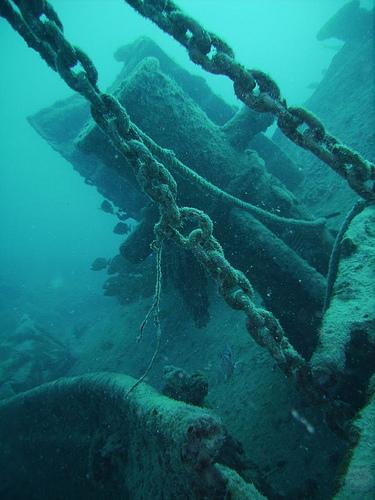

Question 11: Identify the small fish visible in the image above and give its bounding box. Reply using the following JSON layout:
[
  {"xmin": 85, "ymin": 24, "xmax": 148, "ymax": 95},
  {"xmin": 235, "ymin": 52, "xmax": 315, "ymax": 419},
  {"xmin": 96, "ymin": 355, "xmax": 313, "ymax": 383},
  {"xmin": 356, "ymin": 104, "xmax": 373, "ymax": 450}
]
[
  {"xmin": 90, "ymin": 257, "xmax": 108, "ymax": 271},
  {"xmin": 116, "ymin": 209, "xmax": 128, "ymax": 221},
  {"xmin": 220, "ymin": 343, "xmax": 236, "ymax": 381},
  {"xmin": 113, "ymin": 222, "xmax": 130, "ymax": 235},
  {"xmin": 100, "ymin": 200, "xmax": 114, "ymax": 214}
]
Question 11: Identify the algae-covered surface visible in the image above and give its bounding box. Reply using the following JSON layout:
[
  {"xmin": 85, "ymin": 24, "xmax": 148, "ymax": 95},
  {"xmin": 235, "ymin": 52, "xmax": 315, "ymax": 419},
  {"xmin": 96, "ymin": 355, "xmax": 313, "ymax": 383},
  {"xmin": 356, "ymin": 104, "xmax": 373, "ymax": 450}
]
[
  {"xmin": 334, "ymin": 377, "xmax": 375, "ymax": 499},
  {"xmin": 312, "ymin": 206, "xmax": 375, "ymax": 377}
]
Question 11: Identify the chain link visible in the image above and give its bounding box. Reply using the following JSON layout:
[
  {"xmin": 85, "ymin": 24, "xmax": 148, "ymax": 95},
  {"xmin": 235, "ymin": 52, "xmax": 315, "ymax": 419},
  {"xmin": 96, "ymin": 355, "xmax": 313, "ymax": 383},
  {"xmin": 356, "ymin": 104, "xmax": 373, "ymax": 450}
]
[
  {"xmin": 124, "ymin": 0, "xmax": 375, "ymax": 201},
  {"xmin": 1, "ymin": 0, "xmax": 320, "ymax": 387}
]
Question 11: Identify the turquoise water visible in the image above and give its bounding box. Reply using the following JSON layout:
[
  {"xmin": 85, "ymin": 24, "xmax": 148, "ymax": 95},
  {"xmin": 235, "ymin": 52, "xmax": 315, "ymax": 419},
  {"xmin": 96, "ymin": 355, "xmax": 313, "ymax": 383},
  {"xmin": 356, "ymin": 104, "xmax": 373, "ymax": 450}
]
[{"xmin": 0, "ymin": 1, "xmax": 374, "ymax": 498}]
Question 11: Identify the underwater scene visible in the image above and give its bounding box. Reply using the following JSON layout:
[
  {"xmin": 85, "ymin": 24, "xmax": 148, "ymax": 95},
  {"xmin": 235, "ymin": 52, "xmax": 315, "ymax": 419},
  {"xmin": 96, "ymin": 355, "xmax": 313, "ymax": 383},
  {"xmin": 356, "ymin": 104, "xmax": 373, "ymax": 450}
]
[{"xmin": 0, "ymin": 0, "xmax": 374, "ymax": 498}]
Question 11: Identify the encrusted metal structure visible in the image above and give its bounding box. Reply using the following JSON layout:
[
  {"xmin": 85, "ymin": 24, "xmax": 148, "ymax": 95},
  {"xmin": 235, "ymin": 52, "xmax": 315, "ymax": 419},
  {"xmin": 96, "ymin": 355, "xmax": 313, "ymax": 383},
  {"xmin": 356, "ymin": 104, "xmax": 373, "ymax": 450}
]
[{"xmin": 0, "ymin": 1, "xmax": 374, "ymax": 497}]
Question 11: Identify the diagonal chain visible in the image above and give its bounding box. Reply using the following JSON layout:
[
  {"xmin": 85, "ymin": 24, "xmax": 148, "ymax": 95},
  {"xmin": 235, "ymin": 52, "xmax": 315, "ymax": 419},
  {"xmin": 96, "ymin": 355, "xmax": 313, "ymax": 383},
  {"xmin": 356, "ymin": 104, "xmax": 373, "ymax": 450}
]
[
  {"xmin": 0, "ymin": 0, "xmax": 312, "ymax": 387},
  {"xmin": 124, "ymin": 0, "xmax": 375, "ymax": 202}
]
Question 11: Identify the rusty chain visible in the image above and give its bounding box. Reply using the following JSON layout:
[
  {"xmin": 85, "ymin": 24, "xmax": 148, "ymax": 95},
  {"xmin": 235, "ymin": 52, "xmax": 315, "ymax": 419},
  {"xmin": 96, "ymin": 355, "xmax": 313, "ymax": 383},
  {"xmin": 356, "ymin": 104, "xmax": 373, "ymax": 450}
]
[
  {"xmin": 0, "ymin": 0, "xmax": 310, "ymax": 384},
  {"xmin": 124, "ymin": 0, "xmax": 375, "ymax": 202}
]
